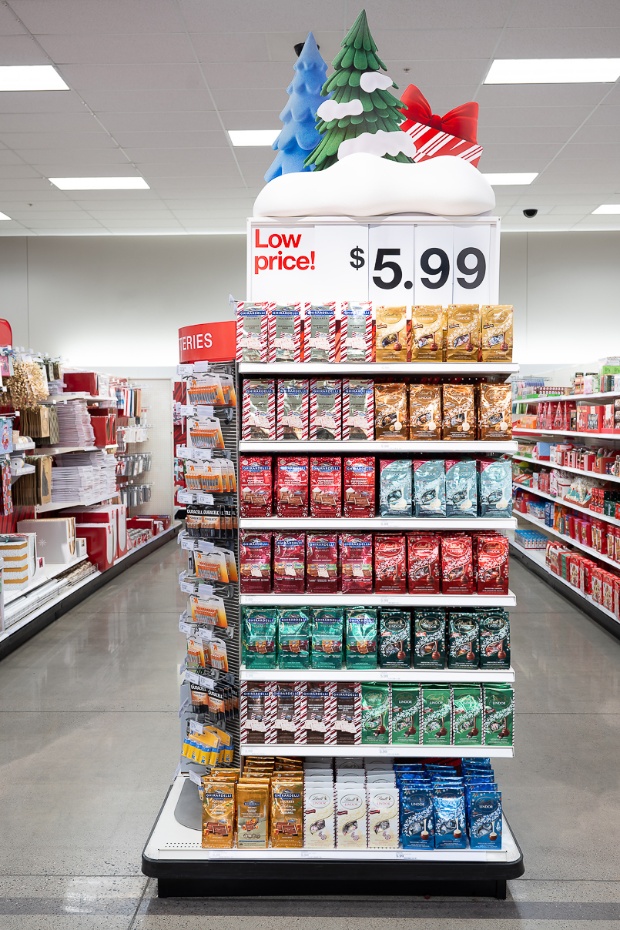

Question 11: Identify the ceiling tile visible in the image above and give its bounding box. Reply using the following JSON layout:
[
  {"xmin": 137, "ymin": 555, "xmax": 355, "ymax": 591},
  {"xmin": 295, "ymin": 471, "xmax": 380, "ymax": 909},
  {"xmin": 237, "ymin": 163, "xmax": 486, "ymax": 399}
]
[
  {"xmin": 222, "ymin": 110, "xmax": 281, "ymax": 131},
  {"xmin": 18, "ymin": 149, "xmax": 130, "ymax": 166},
  {"xmin": 110, "ymin": 129, "xmax": 229, "ymax": 149},
  {"xmin": 0, "ymin": 90, "xmax": 86, "ymax": 113},
  {"xmin": 9, "ymin": 0, "xmax": 185, "ymax": 34},
  {"xmin": 81, "ymin": 88, "xmax": 215, "ymax": 112},
  {"xmin": 559, "ymin": 142, "xmax": 620, "ymax": 160},
  {"xmin": 478, "ymin": 84, "xmax": 610, "ymax": 108},
  {"xmin": 265, "ymin": 31, "xmax": 343, "ymax": 64},
  {"xmin": 371, "ymin": 28, "xmax": 503, "ymax": 60},
  {"xmin": 178, "ymin": 0, "xmax": 347, "ymax": 33},
  {"xmin": 478, "ymin": 106, "xmax": 593, "ymax": 128},
  {"xmin": 507, "ymin": 0, "xmax": 620, "ymax": 27},
  {"xmin": 59, "ymin": 62, "xmax": 206, "ymax": 92},
  {"xmin": 191, "ymin": 31, "xmax": 271, "ymax": 63},
  {"xmin": 496, "ymin": 26, "xmax": 620, "ymax": 57},
  {"xmin": 97, "ymin": 110, "xmax": 222, "ymax": 132},
  {"xmin": 479, "ymin": 142, "xmax": 561, "ymax": 169},
  {"xmin": 37, "ymin": 32, "xmax": 196, "ymax": 65},
  {"xmin": 2, "ymin": 131, "xmax": 118, "ymax": 149},
  {"xmin": 123, "ymin": 146, "xmax": 234, "ymax": 168},
  {"xmin": 479, "ymin": 125, "xmax": 574, "ymax": 145},
  {"xmin": 362, "ymin": 0, "xmax": 514, "ymax": 30},
  {"xmin": 0, "ymin": 34, "xmax": 50, "ymax": 63},
  {"xmin": 384, "ymin": 59, "xmax": 487, "ymax": 87},
  {"xmin": 568, "ymin": 123, "xmax": 620, "ymax": 145},
  {"xmin": 201, "ymin": 60, "xmax": 295, "ymax": 90},
  {"xmin": 74, "ymin": 199, "xmax": 169, "ymax": 211},
  {"xmin": 0, "ymin": 112, "xmax": 104, "ymax": 132}
]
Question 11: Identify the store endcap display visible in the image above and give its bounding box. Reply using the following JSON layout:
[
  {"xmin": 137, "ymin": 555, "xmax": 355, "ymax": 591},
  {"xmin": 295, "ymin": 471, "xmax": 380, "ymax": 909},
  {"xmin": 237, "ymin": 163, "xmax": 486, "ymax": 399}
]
[{"xmin": 254, "ymin": 9, "xmax": 494, "ymax": 218}]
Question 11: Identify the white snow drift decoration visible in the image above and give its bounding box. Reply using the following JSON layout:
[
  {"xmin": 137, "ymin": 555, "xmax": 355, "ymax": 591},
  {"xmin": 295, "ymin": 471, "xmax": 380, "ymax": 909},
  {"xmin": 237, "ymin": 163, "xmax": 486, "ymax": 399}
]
[
  {"xmin": 338, "ymin": 128, "xmax": 416, "ymax": 161},
  {"xmin": 317, "ymin": 98, "xmax": 364, "ymax": 120},
  {"xmin": 359, "ymin": 71, "xmax": 393, "ymax": 92},
  {"xmin": 253, "ymin": 152, "xmax": 495, "ymax": 218}
]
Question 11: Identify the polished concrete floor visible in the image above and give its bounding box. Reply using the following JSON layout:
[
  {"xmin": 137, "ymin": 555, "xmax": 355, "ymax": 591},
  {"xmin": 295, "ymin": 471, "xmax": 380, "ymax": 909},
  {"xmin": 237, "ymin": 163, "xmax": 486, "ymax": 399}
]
[{"xmin": 0, "ymin": 541, "xmax": 619, "ymax": 929}]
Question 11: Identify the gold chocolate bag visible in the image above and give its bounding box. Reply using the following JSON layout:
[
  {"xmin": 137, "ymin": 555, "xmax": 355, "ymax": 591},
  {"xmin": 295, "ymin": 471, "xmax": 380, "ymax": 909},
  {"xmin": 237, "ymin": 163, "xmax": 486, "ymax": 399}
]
[
  {"xmin": 481, "ymin": 305, "xmax": 513, "ymax": 361},
  {"xmin": 237, "ymin": 782, "xmax": 269, "ymax": 849},
  {"xmin": 270, "ymin": 777, "xmax": 304, "ymax": 848},
  {"xmin": 442, "ymin": 384, "xmax": 476, "ymax": 440},
  {"xmin": 375, "ymin": 383, "xmax": 409, "ymax": 441},
  {"xmin": 446, "ymin": 304, "xmax": 480, "ymax": 361},
  {"xmin": 411, "ymin": 306, "xmax": 445, "ymax": 362},
  {"xmin": 202, "ymin": 779, "xmax": 235, "ymax": 848},
  {"xmin": 375, "ymin": 306, "xmax": 408, "ymax": 362},
  {"xmin": 409, "ymin": 384, "xmax": 441, "ymax": 440},
  {"xmin": 478, "ymin": 384, "xmax": 512, "ymax": 440}
]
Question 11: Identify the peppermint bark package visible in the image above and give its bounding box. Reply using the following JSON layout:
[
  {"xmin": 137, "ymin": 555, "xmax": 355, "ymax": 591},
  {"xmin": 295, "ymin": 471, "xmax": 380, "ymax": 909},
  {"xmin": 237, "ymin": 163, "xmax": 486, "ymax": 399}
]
[
  {"xmin": 236, "ymin": 301, "xmax": 269, "ymax": 362},
  {"xmin": 340, "ymin": 533, "xmax": 373, "ymax": 595},
  {"xmin": 340, "ymin": 301, "xmax": 373, "ymax": 362},
  {"xmin": 276, "ymin": 379, "xmax": 309, "ymax": 441},
  {"xmin": 303, "ymin": 302, "xmax": 337, "ymax": 363},
  {"xmin": 309, "ymin": 379, "xmax": 342, "ymax": 441},
  {"xmin": 342, "ymin": 379, "xmax": 374, "ymax": 440},
  {"xmin": 239, "ymin": 531, "xmax": 271, "ymax": 593},
  {"xmin": 242, "ymin": 379, "xmax": 275, "ymax": 441},
  {"xmin": 268, "ymin": 303, "xmax": 302, "ymax": 362}
]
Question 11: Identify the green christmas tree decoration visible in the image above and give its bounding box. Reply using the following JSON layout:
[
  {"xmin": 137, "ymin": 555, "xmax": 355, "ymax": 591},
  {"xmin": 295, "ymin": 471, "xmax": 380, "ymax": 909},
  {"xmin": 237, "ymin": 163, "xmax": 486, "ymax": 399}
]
[{"xmin": 305, "ymin": 9, "xmax": 412, "ymax": 171}]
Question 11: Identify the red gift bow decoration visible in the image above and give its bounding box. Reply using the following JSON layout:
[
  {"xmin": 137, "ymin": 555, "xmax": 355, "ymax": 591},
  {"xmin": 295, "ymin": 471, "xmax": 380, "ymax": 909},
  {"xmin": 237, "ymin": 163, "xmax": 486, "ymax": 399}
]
[{"xmin": 400, "ymin": 84, "xmax": 479, "ymax": 144}]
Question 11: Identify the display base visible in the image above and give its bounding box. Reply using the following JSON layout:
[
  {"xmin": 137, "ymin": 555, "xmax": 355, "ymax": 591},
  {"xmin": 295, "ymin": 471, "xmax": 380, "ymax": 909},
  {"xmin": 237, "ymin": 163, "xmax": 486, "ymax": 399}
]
[
  {"xmin": 142, "ymin": 774, "xmax": 524, "ymax": 899},
  {"xmin": 0, "ymin": 524, "xmax": 181, "ymax": 659},
  {"xmin": 510, "ymin": 542, "xmax": 620, "ymax": 640}
]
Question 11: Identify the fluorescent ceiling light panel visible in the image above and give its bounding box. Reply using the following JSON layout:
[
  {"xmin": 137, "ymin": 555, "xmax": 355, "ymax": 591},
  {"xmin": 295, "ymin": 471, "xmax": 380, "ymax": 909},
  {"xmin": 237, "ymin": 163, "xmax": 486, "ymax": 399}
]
[
  {"xmin": 592, "ymin": 204, "xmax": 620, "ymax": 214},
  {"xmin": 483, "ymin": 173, "xmax": 538, "ymax": 185},
  {"xmin": 0, "ymin": 212, "xmax": 11, "ymax": 220},
  {"xmin": 485, "ymin": 58, "xmax": 620, "ymax": 84},
  {"xmin": 228, "ymin": 130, "xmax": 279, "ymax": 146},
  {"xmin": 49, "ymin": 177, "xmax": 150, "ymax": 190},
  {"xmin": 0, "ymin": 66, "xmax": 68, "ymax": 91}
]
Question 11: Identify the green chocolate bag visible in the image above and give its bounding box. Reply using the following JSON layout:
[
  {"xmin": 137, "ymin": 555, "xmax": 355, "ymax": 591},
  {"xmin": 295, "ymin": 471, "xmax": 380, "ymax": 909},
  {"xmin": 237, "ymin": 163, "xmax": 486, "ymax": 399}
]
[
  {"xmin": 483, "ymin": 684, "xmax": 514, "ymax": 746},
  {"xmin": 422, "ymin": 685, "xmax": 451, "ymax": 746},
  {"xmin": 346, "ymin": 607, "xmax": 378, "ymax": 669},
  {"xmin": 242, "ymin": 608, "xmax": 277, "ymax": 669},
  {"xmin": 390, "ymin": 683, "xmax": 420, "ymax": 744},
  {"xmin": 310, "ymin": 608, "xmax": 344, "ymax": 669},
  {"xmin": 277, "ymin": 609, "xmax": 311, "ymax": 669},
  {"xmin": 453, "ymin": 685, "xmax": 483, "ymax": 746},
  {"xmin": 361, "ymin": 682, "xmax": 390, "ymax": 744}
]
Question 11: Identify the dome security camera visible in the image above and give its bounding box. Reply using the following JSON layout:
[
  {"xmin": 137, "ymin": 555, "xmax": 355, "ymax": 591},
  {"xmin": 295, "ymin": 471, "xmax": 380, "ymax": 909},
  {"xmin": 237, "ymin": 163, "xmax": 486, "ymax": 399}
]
[{"xmin": 523, "ymin": 208, "xmax": 538, "ymax": 218}]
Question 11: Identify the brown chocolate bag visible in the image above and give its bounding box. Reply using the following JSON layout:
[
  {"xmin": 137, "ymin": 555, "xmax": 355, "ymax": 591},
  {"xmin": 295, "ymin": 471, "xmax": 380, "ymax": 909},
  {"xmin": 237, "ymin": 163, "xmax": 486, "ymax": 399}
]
[
  {"xmin": 442, "ymin": 384, "xmax": 476, "ymax": 440},
  {"xmin": 409, "ymin": 384, "xmax": 441, "ymax": 440},
  {"xmin": 410, "ymin": 306, "xmax": 445, "ymax": 362},
  {"xmin": 375, "ymin": 305, "xmax": 408, "ymax": 362},
  {"xmin": 481, "ymin": 305, "xmax": 513, "ymax": 361},
  {"xmin": 375, "ymin": 383, "xmax": 409, "ymax": 441},
  {"xmin": 446, "ymin": 304, "xmax": 480, "ymax": 361},
  {"xmin": 478, "ymin": 384, "xmax": 512, "ymax": 440}
]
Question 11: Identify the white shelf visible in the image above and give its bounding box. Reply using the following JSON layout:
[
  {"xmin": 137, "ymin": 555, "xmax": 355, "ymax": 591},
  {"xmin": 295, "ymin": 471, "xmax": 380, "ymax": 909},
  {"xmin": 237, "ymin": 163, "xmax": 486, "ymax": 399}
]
[
  {"xmin": 29, "ymin": 445, "xmax": 98, "ymax": 456},
  {"xmin": 143, "ymin": 774, "xmax": 519, "ymax": 863},
  {"xmin": 0, "ymin": 570, "xmax": 99, "ymax": 643},
  {"xmin": 513, "ymin": 482, "xmax": 620, "ymax": 529},
  {"xmin": 239, "ymin": 362, "xmax": 519, "ymax": 377},
  {"xmin": 35, "ymin": 492, "xmax": 117, "ymax": 514},
  {"xmin": 10, "ymin": 442, "xmax": 35, "ymax": 454},
  {"xmin": 514, "ymin": 428, "xmax": 620, "ymax": 440},
  {"xmin": 240, "ymin": 516, "xmax": 516, "ymax": 530},
  {"xmin": 514, "ymin": 389, "xmax": 620, "ymax": 404},
  {"xmin": 516, "ymin": 511, "xmax": 620, "ymax": 571},
  {"xmin": 11, "ymin": 464, "xmax": 36, "ymax": 483},
  {"xmin": 40, "ymin": 394, "xmax": 117, "ymax": 405},
  {"xmin": 3, "ymin": 554, "xmax": 89, "ymax": 606},
  {"xmin": 241, "ymin": 667, "xmax": 515, "ymax": 683},
  {"xmin": 513, "ymin": 454, "xmax": 620, "ymax": 486},
  {"xmin": 240, "ymin": 591, "xmax": 517, "ymax": 607},
  {"xmin": 510, "ymin": 539, "xmax": 618, "ymax": 625},
  {"xmin": 241, "ymin": 744, "xmax": 513, "ymax": 758},
  {"xmin": 240, "ymin": 440, "xmax": 517, "ymax": 454}
]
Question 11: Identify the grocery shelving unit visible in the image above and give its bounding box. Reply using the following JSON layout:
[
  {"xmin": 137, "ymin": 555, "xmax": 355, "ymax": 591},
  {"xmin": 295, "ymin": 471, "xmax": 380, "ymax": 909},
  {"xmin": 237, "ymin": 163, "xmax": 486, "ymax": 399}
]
[{"xmin": 143, "ymin": 213, "xmax": 524, "ymax": 898}]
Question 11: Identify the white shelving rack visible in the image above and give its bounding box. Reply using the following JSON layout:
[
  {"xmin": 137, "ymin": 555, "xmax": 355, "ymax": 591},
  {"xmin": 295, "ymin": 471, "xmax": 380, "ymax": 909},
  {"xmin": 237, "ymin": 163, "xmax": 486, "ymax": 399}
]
[{"xmin": 143, "ymin": 213, "xmax": 524, "ymax": 898}]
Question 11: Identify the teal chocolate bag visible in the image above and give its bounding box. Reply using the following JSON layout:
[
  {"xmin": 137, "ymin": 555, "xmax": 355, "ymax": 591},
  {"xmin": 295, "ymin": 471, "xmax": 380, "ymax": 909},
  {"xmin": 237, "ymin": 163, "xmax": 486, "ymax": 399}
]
[
  {"xmin": 277, "ymin": 608, "xmax": 311, "ymax": 669},
  {"xmin": 242, "ymin": 608, "xmax": 277, "ymax": 669},
  {"xmin": 346, "ymin": 607, "xmax": 378, "ymax": 669},
  {"xmin": 311, "ymin": 607, "xmax": 344, "ymax": 669}
]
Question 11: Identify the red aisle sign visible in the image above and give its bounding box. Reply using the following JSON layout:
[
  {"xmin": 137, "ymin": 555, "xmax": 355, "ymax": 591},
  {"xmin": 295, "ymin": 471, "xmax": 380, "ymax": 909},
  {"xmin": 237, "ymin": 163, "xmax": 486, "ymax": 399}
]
[{"xmin": 178, "ymin": 321, "xmax": 236, "ymax": 363}]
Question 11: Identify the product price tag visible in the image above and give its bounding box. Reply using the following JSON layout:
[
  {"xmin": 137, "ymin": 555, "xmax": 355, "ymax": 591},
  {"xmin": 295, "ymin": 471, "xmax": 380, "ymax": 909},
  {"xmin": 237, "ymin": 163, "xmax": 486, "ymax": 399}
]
[
  {"xmin": 184, "ymin": 670, "xmax": 200, "ymax": 685},
  {"xmin": 198, "ymin": 583, "xmax": 214, "ymax": 599},
  {"xmin": 189, "ymin": 720, "xmax": 205, "ymax": 736},
  {"xmin": 177, "ymin": 364, "xmax": 193, "ymax": 377},
  {"xmin": 194, "ymin": 405, "xmax": 214, "ymax": 418},
  {"xmin": 180, "ymin": 580, "xmax": 195, "ymax": 595},
  {"xmin": 378, "ymin": 747, "xmax": 389, "ymax": 755},
  {"xmin": 198, "ymin": 673, "xmax": 217, "ymax": 689},
  {"xmin": 188, "ymin": 769, "xmax": 203, "ymax": 787},
  {"xmin": 179, "ymin": 621, "xmax": 193, "ymax": 635}
]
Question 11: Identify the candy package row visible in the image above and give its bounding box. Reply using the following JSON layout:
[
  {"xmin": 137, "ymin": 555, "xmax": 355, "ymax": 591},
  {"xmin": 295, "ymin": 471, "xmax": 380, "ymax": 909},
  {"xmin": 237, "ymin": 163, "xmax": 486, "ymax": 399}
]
[
  {"xmin": 240, "ymin": 530, "xmax": 510, "ymax": 595},
  {"xmin": 241, "ymin": 680, "xmax": 514, "ymax": 748},
  {"xmin": 236, "ymin": 302, "xmax": 513, "ymax": 364},
  {"xmin": 242, "ymin": 379, "xmax": 512, "ymax": 442},
  {"xmin": 240, "ymin": 454, "xmax": 512, "ymax": 519},
  {"xmin": 242, "ymin": 606, "xmax": 510, "ymax": 671}
]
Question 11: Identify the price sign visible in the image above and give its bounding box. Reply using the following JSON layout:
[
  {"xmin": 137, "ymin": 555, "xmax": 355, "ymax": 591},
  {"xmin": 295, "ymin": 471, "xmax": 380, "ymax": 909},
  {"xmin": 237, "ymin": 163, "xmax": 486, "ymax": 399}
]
[
  {"xmin": 314, "ymin": 225, "xmax": 368, "ymax": 300},
  {"xmin": 367, "ymin": 224, "xmax": 415, "ymax": 305},
  {"xmin": 452, "ymin": 224, "xmax": 491, "ymax": 304},
  {"xmin": 413, "ymin": 225, "xmax": 454, "ymax": 305}
]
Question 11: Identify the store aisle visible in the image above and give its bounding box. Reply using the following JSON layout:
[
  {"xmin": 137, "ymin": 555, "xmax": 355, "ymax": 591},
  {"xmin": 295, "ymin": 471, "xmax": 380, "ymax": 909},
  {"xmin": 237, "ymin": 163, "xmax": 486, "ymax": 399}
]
[{"xmin": 0, "ymin": 544, "xmax": 619, "ymax": 929}]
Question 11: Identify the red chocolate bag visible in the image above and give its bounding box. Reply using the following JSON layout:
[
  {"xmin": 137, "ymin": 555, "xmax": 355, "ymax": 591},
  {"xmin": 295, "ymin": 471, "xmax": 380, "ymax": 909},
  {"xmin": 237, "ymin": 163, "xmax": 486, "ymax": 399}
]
[
  {"xmin": 310, "ymin": 457, "xmax": 342, "ymax": 518},
  {"xmin": 343, "ymin": 457, "xmax": 375, "ymax": 517},
  {"xmin": 239, "ymin": 456, "xmax": 272, "ymax": 517},
  {"xmin": 239, "ymin": 531, "xmax": 272, "ymax": 593},
  {"xmin": 374, "ymin": 534, "xmax": 407, "ymax": 594},
  {"xmin": 306, "ymin": 533, "xmax": 339, "ymax": 594},
  {"xmin": 340, "ymin": 533, "xmax": 373, "ymax": 594},
  {"xmin": 441, "ymin": 535, "xmax": 474, "ymax": 594},
  {"xmin": 273, "ymin": 532, "xmax": 306, "ymax": 594},
  {"xmin": 476, "ymin": 533, "xmax": 509, "ymax": 595},
  {"xmin": 275, "ymin": 456, "xmax": 309, "ymax": 517},
  {"xmin": 407, "ymin": 533, "xmax": 440, "ymax": 594}
]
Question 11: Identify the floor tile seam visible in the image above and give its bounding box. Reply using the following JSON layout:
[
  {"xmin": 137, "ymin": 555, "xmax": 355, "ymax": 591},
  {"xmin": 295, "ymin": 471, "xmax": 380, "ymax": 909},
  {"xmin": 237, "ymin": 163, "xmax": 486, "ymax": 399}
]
[{"xmin": 127, "ymin": 876, "xmax": 151, "ymax": 930}]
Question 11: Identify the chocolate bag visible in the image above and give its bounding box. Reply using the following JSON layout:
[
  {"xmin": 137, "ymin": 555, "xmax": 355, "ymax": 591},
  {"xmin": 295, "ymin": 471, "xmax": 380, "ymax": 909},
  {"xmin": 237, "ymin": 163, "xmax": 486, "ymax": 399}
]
[
  {"xmin": 309, "ymin": 379, "xmax": 342, "ymax": 441},
  {"xmin": 310, "ymin": 457, "xmax": 342, "ymax": 518},
  {"xmin": 441, "ymin": 535, "xmax": 474, "ymax": 594},
  {"xmin": 239, "ymin": 532, "xmax": 271, "ymax": 593},
  {"xmin": 242, "ymin": 608, "xmax": 277, "ymax": 668},
  {"xmin": 479, "ymin": 609, "xmax": 510, "ymax": 669},
  {"xmin": 447, "ymin": 611, "xmax": 479, "ymax": 668},
  {"xmin": 237, "ymin": 782, "xmax": 269, "ymax": 848},
  {"xmin": 378, "ymin": 609, "xmax": 411, "ymax": 668},
  {"xmin": 342, "ymin": 379, "xmax": 374, "ymax": 440},
  {"xmin": 306, "ymin": 533, "xmax": 339, "ymax": 594},
  {"xmin": 242, "ymin": 379, "xmax": 275, "ymax": 441},
  {"xmin": 390, "ymin": 683, "xmax": 420, "ymax": 744},
  {"xmin": 340, "ymin": 533, "xmax": 373, "ymax": 594},
  {"xmin": 407, "ymin": 533, "xmax": 440, "ymax": 594},
  {"xmin": 275, "ymin": 456, "xmax": 309, "ymax": 517},
  {"xmin": 413, "ymin": 460, "xmax": 446, "ymax": 517},
  {"xmin": 304, "ymin": 302, "xmax": 337, "ymax": 363},
  {"xmin": 408, "ymin": 384, "xmax": 441, "ymax": 440},
  {"xmin": 481, "ymin": 304, "xmax": 513, "ymax": 362},
  {"xmin": 380, "ymin": 459, "xmax": 412, "ymax": 517},
  {"xmin": 345, "ymin": 607, "xmax": 378, "ymax": 669},
  {"xmin": 445, "ymin": 459, "xmax": 477, "ymax": 517},
  {"xmin": 341, "ymin": 301, "xmax": 373, "ymax": 362},
  {"xmin": 239, "ymin": 456, "xmax": 272, "ymax": 517},
  {"xmin": 375, "ymin": 383, "xmax": 409, "ymax": 441},
  {"xmin": 478, "ymin": 459, "xmax": 512, "ymax": 517},
  {"xmin": 453, "ymin": 685, "xmax": 483, "ymax": 747},
  {"xmin": 273, "ymin": 532, "xmax": 305, "ymax": 594},
  {"xmin": 483, "ymin": 684, "xmax": 514, "ymax": 746},
  {"xmin": 268, "ymin": 304, "xmax": 302, "ymax": 363},
  {"xmin": 277, "ymin": 608, "xmax": 311, "ymax": 669},
  {"xmin": 476, "ymin": 534, "xmax": 510, "ymax": 595},
  {"xmin": 478, "ymin": 383, "xmax": 512, "ymax": 441},
  {"xmin": 271, "ymin": 777, "xmax": 304, "ymax": 847},
  {"xmin": 410, "ymin": 305, "xmax": 445, "ymax": 361},
  {"xmin": 343, "ymin": 457, "xmax": 375, "ymax": 517},
  {"xmin": 305, "ymin": 684, "xmax": 331, "ymax": 745},
  {"xmin": 202, "ymin": 780, "xmax": 235, "ymax": 848},
  {"xmin": 421, "ymin": 684, "xmax": 451, "ymax": 746},
  {"xmin": 442, "ymin": 384, "xmax": 475, "ymax": 440},
  {"xmin": 311, "ymin": 607, "xmax": 344, "ymax": 669},
  {"xmin": 374, "ymin": 534, "xmax": 407, "ymax": 593},
  {"xmin": 413, "ymin": 609, "xmax": 446, "ymax": 668},
  {"xmin": 236, "ymin": 301, "xmax": 269, "ymax": 362},
  {"xmin": 335, "ymin": 682, "xmax": 360, "ymax": 744},
  {"xmin": 446, "ymin": 304, "xmax": 480, "ymax": 361},
  {"xmin": 274, "ymin": 683, "xmax": 297, "ymax": 742},
  {"xmin": 276, "ymin": 379, "xmax": 309, "ymax": 441},
  {"xmin": 361, "ymin": 683, "xmax": 389, "ymax": 744},
  {"xmin": 375, "ymin": 305, "xmax": 408, "ymax": 362}
]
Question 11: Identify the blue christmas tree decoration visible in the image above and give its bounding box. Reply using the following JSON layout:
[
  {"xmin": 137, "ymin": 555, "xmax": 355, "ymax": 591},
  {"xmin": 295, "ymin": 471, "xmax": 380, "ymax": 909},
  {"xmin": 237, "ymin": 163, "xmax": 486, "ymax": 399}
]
[{"xmin": 264, "ymin": 32, "xmax": 330, "ymax": 182}]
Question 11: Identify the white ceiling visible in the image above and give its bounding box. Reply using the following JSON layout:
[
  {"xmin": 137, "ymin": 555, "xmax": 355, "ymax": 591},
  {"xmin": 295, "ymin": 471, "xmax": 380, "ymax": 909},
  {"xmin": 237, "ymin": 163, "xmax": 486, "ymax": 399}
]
[{"xmin": 0, "ymin": 0, "xmax": 618, "ymax": 234}]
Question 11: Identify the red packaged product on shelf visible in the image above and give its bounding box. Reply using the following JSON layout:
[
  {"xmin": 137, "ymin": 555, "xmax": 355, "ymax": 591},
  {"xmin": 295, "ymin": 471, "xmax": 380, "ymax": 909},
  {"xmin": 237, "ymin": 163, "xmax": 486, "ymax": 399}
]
[
  {"xmin": 306, "ymin": 533, "xmax": 339, "ymax": 594},
  {"xmin": 591, "ymin": 566, "xmax": 604, "ymax": 604},
  {"xmin": 602, "ymin": 572, "xmax": 615, "ymax": 613},
  {"xmin": 476, "ymin": 534, "xmax": 509, "ymax": 595},
  {"xmin": 310, "ymin": 457, "xmax": 342, "ymax": 518},
  {"xmin": 343, "ymin": 457, "xmax": 375, "ymax": 517},
  {"xmin": 275, "ymin": 456, "xmax": 309, "ymax": 517},
  {"xmin": 273, "ymin": 532, "xmax": 306, "ymax": 594},
  {"xmin": 374, "ymin": 534, "xmax": 407, "ymax": 593},
  {"xmin": 406, "ymin": 533, "xmax": 440, "ymax": 594},
  {"xmin": 340, "ymin": 533, "xmax": 373, "ymax": 594},
  {"xmin": 239, "ymin": 456, "xmax": 272, "ymax": 517},
  {"xmin": 239, "ymin": 531, "xmax": 272, "ymax": 593},
  {"xmin": 441, "ymin": 534, "xmax": 474, "ymax": 594}
]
